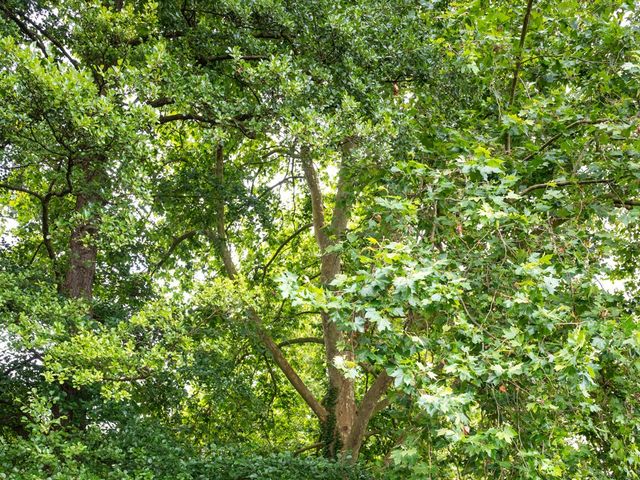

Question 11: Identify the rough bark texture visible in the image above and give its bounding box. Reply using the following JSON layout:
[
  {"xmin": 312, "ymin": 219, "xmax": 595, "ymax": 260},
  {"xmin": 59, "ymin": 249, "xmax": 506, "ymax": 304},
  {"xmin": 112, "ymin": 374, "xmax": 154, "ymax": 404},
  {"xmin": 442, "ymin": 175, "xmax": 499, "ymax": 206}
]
[
  {"xmin": 61, "ymin": 158, "xmax": 102, "ymax": 300},
  {"xmin": 344, "ymin": 371, "xmax": 392, "ymax": 461},
  {"xmin": 301, "ymin": 144, "xmax": 392, "ymax": 461},
  {"xmin": 56, "ymin": 157, "xmax": 103, "ymax": 429},
  {"xmin": 62, "ymin": 197, "xmax": 98, "ymax": 299},
  {"xmin": 301, "ymin": 148, "xmax": 359, "ymax": 457}
]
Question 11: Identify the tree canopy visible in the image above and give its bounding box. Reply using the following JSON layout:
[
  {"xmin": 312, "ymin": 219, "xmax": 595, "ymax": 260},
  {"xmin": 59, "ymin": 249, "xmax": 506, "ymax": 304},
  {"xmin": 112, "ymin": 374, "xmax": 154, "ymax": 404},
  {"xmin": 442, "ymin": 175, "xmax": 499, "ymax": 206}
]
[{"xmin": 1, "ymin": 0, "xmax": 639, "ymax": 478}]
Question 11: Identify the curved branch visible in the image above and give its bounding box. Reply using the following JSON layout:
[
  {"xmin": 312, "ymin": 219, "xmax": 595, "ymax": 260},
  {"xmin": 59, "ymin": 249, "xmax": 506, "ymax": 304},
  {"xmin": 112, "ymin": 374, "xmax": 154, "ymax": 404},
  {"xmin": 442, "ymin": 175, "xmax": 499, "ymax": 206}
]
[
  {"xmin": 261, "ymin": 222, "xmax": 312, "ymax": 281},
  {"xmin": 521, "ymin": 118, "xmax": 609, "ymax": 162},
  {"xmin": 519, "ymin": 178, "xmax": 611, "ymax": 196},
  {"xmin": 277, "ymin": 337, "xmax": 324, "ymax": 348},
  {"xmin": 150, "ymin": 229, "xmax": 200, "ymax": 276},
  {"xmin": 21, "ymin": 14, "xmax": 79, "ymax": 69},
  {"xmin": 0, "ymin": 6, "xmax": 48, "ymax": 58},
  {"xmin": 0, "ymin": 182, "xmax": 44, "ymax": 201},
  {"xmin": 0, "ymin": 182, "xmax": 57, "ymax": 261}
]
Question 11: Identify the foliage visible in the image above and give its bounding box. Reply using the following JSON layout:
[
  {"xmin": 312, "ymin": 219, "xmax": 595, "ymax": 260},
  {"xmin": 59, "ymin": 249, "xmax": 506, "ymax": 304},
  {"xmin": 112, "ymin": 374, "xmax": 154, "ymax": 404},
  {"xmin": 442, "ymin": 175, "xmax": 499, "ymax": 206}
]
[{"xmin": 1, "ymin": 0, "xmax": 640, "ymax": 478}]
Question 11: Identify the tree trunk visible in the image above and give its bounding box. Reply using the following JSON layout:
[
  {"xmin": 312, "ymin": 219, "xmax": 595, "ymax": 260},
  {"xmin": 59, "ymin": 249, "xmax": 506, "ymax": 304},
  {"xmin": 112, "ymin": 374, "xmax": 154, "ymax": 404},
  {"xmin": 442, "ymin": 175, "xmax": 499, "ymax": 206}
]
[
  {"xmin": 62, "ymin": 194, "xmax": 98, "ymax": 300},
  {"xmin": 61, "ymin": 158, "xmax": 102, "ymax": 300},
  {"xmin": 301, "ymin": 145, "xmax": 393, "ymax": 462},
  {"xmin": 56, "ymin": 157, "xmax": 103, "ymax": 429}
]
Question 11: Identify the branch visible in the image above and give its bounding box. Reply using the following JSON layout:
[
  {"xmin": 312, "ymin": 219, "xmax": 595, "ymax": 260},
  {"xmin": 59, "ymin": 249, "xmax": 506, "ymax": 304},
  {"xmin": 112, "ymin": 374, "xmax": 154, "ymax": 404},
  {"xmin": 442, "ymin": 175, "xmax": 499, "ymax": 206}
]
[
  {"xmin": 277, "ymin": 337, "xmax": 324, "ymax": 348},
  {"xmin": 197, "ymin": 54, "xmax": 268, "ymax": 66},
  {"xmin": 158, "ymin": 112, "xmax": 255, "ymax": 137},
  {"xmin": 147, "ymin": 97, "xmax": 175, "ymax": 108},
  {"xmin": 344, "ymin": 371, "xmax": 392, "ymax": 460},
  {"xmin": 329, "ymin": 155, "xmax": 355, "ymax": 237},
  {"xmin": 0, "ymin": 182, "xmax": 43, "ymax": 201},
  {"xmin": 21, "ymin": 13, "xmax": 80, "ymax": 69},
  {"xmin": 507, "ymin": 0, "xmax": 535, "ymax": 107},
  {"xmin": 0, "ymin": 182, "xmax": 57, "ymax": 261},
  {"xmin": 150, "ymin": 229, "xmax": 200, "ymax": 276},
  {"xmin": 519, "ymin": 179, "xmax": 611, "ymax": 196},
  {"xmin": 300, "ymin": 147, "xmax": 329, "ymax": 251},
  {"xmin": 214, "ymin": 144, "xmax": 239, "ymax": 279},
  {"xmin": 2, "ymin": 352, "xmax": 42, "ymax": 377},
  {"xmin": 521, "ymin": 118, "xmax": 609, "ymax": 162},
  {"xmin": 613, "ymin": 199, "xmax": 640, "ymax": 208},
  {"xmin": 158, "ymin": 113, "xmax": 219, "ymax": 125},
  {"xmin": 293, "ymin": 442, "xmax": 323, "ymax": 456},
  {"xmin": 0, "ymin": 5, "xmax": 48, "ymax": 59},
  {"xmin": 373, "ymin": 397, "xmax": 391, "ymax": 416},
  {"xmin": 257, "ymin": 175, "xmax": 305, "ymax": 199},
  {"xmin": 505, "ymin": 0, "xmax": 535, "ymax": 153},
  {"xmin": 261, "ymin": 222, "xmax": 312, "ymax": 281},
  {"xmin": 252, "ymin": 312, "xmax": 328, "ymax": 422},
  {"xmin": 40, "ymin": 200, "xmax": 55, "ymax": 261},
  {"xmin": 214, "ymin": 145, "xmax": 326, "ymax": 421}
]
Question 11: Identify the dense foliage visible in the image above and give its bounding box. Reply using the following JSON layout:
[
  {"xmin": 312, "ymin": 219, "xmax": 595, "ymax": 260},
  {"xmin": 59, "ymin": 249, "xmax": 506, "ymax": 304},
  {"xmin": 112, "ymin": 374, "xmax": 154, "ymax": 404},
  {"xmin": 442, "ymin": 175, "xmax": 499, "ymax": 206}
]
[{"xmin": 1, "ymin": 0, "xmax": 639, "ymax": 478}]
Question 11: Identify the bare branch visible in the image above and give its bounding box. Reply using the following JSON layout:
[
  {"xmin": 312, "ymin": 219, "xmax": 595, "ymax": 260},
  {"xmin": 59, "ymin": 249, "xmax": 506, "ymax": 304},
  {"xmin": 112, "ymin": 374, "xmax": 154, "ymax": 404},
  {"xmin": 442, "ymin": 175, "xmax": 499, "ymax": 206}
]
[
  {"xmin": 519, "ymin": 179, "xmax": 611, "ymax": 196},
  {"xmin": 277, "ymin": 337, "xmax": 324, "ymax": 348},
  {"xmin": 261, "ymin": 222, "xmax": 312, "ymax": 281},
  {"xmin": 214, "ymin": 144, "xmax": 239, "ymax": 279},
  {"xmin": 158, "ymin": 113, "xmax": 219, "ymax": 125},
  {"xmin": 300, "ymin": 147, "xmax": 329, "ymax": 251},
  {"xmin": 521, "ymin": 118, "xmax": 609, "ymax": 162},
  {"xmin": 147, "ymin": 97, "xmax": 175, "ymax": 108},
  {"xmin": 252, "ymin": 313, "xmax": 328, "ymax": 422},
  {"xmin": 293, "ymin": 442, "xmax": 323, "ymax": 456},
  {"xmin": 344, "ymin": 371, "xmax": 392, "ymax": 461},
  {"xmin": 506, "ymin": 0, "xmax": 535, "ymax": 153},
  {"xmin": 213, "ymin": 145, "xmax": 326, "ymax": 421},
  {"xmin": 150, "ymin": 229, "xmax": 200, "ymax": 276},
  {"xmin": 614, "ymin": 199, "xmax": 640, "ymax": 208}
]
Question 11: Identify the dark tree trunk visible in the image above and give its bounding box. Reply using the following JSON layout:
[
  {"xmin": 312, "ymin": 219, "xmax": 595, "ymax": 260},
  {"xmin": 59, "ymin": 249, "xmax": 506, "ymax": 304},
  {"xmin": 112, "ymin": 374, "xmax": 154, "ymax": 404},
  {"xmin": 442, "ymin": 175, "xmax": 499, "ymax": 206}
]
[{"xmin": 61, "ymin": 157, "xmax": 103, "ymax": 301}]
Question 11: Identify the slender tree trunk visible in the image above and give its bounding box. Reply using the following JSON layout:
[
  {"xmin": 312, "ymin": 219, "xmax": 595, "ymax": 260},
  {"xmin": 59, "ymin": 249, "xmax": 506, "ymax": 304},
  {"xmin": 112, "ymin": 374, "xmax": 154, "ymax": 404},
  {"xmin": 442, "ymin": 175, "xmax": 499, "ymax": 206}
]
[
  {"xmin": 213, "ymin": 145, "xmax": 328, "ymax": 422},
  {"xmin": 61, "ymin": 157, "xmax": 104, "ymax": 300}
]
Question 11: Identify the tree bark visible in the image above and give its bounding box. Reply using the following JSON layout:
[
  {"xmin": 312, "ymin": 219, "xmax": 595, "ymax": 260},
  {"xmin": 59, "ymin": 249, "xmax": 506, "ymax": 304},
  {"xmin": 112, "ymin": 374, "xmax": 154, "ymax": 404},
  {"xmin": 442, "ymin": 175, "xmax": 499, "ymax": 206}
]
[
  {"xmin": 344, "ymin": 371, "xmax": 392, "ymax": 461},
  {"xmin": 61, "ymin": 158, "xmax": 103, "ymax": 300},
  {"xmin": 54, "ymin": 156, "xmax": 103, "ymax": 429},
  {"xmin": 213, "ymin": 144, "xmax": 327, "ymax": 422},
  {"xmin": 301, "ymin": 143, "xmax": 392, "ymax": 461},
  {"xmin": 300, "ymin": 147, "xmax": 359, "ymax": 457}
]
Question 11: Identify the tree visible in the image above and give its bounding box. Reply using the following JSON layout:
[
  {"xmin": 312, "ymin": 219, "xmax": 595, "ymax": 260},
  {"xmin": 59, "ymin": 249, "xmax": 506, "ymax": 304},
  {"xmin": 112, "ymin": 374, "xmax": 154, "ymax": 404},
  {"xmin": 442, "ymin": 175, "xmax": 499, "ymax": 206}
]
[{"xmin": 1, "ymin": 0, "xmax": 639, "ymax": 478}]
